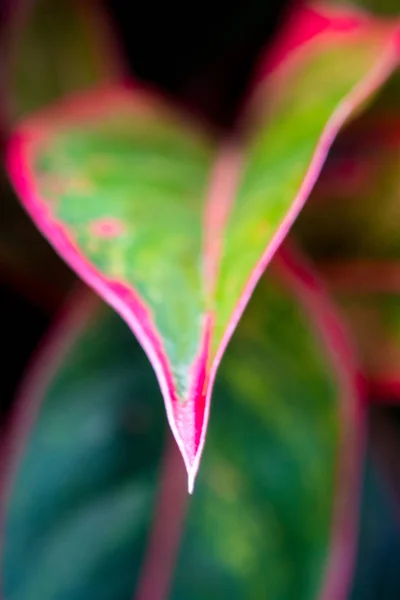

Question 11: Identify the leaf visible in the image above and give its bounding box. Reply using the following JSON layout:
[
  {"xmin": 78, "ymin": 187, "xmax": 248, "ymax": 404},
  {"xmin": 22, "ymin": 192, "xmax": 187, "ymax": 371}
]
[
  {"xmin": 8, "ymin": 0, "xmax": 118, "ymax": 119},
  {"xmin": 0, "ymin": 0, "xmax": 119, "ymax": 308},
  {"xmin": 1, "ymin": 246, "xmax": 362, "ymax": 600},
  {"xmin": 329, "ymin": 283, "xmax": 400, "ymax": 401},
  {"xmin": 307, "ymin": 242, "xmax": 400, "ymax": 398},
  {"xmin": 294, "ymin": 110, "xmax": 400, "ymax": 399},
  {"xmin": 296, "ymin": 113, "xmax": 400, "ymax": 260},
  {"xmin": 7, "ymin": 3, "xmax": 397, "ymax": 485}
]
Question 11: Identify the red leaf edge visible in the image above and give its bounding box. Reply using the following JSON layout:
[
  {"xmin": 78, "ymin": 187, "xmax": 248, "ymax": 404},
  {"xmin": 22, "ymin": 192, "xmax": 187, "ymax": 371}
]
[
  {"xmin": 275, "ymin": 244, "xmax": 365, "ymax": 600},
  {"xmin": 6, "ymin": 6, "xmax": 400, "ymax": 490},
  {"xmin": 0, "ymin": 243, "xmax": 365, "ymax": 600}
]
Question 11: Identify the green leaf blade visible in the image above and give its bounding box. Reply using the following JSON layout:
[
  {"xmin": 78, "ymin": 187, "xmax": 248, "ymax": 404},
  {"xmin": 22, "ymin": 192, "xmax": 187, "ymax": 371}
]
[
  {"xmin": 7, "ymin": 4, "xmax": 398, "ymax": 484},
  {"xmin": 1, "ymin": 245, "xmax": 362, "ymax": 600}
]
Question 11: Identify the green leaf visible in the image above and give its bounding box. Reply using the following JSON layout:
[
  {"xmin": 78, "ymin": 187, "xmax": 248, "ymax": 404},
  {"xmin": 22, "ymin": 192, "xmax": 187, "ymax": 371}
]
[
  {"xmin": 7, "ymin": 4, "xmax": 394, "ymax": 482},
  {"xmin": 0, "ymin": 0, "xmax": 117, "ymax": 305},
  {"xmin": 1, "ymin": 246, "xmax": 362, "ymax": 600},
  {"xmin": 294, "ymin": 109, "xmax": 400, "ymax": 399}
]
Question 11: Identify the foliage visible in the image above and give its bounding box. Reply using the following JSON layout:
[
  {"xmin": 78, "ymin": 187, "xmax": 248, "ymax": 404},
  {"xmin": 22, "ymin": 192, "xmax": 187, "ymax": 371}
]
[{"xmin": 1, "ymin": 0, "xmax": 400, "ymax": 599}]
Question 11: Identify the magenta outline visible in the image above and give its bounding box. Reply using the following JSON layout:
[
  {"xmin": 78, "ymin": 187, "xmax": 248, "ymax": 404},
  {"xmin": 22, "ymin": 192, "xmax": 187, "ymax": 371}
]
[{"xmin": 6, "ymin": 9, "xmax": 400, "ymax": 490}]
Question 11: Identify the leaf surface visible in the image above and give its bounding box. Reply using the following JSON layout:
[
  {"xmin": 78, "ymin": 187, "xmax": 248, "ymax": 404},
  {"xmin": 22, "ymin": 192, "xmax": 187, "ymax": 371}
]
[
  {"xmin": 7, "ymin": 4, "xmax": 396, "ymax": 483},
  {"xmin": 1, "ymin": 246, "xmax": 362, "ymax": 600}
]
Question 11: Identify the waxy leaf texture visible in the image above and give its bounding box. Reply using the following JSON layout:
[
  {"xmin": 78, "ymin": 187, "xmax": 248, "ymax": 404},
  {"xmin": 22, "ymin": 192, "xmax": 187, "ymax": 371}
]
[
  {"xmin": 1, "ymin": 247, "xmax": 362, "ymax": 600},
  {"xmin": 6, "ymin": 4, "xmax": 400, "ymax": 487}
]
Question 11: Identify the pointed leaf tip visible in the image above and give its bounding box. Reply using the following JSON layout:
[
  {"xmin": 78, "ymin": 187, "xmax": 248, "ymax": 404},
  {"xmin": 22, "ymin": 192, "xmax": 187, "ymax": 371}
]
[
  {"xmin": 1, "ymin": 242, "xmax": 363, "ymax": 599},
  {"xmin": 7, "ymin": 3, "xmax": 400, "ymax": 479}
]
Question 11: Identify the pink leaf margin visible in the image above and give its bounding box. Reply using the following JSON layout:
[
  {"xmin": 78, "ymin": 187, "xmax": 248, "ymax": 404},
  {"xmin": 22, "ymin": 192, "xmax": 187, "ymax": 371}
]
[
  {"xmin": 6, "ymin": 5, "xmax": 400, "ymax": 490},
  {"xmin": 275, "ymin": 244, "xmax": 365, "ymax": 600},
  {"xmin": 196, "ymin": 6, "xmax": 400, "ymax": 490},
  {"xmin": 5, "ymin": 85, "xmax": 208, "ymax": 490},
  {"xmin": 254, "ymin": 3, "xmax": 381, "ymax": 81},
  {"xmin": 0, "ymin": 243, "xmax": 366, "ymax": 600}
]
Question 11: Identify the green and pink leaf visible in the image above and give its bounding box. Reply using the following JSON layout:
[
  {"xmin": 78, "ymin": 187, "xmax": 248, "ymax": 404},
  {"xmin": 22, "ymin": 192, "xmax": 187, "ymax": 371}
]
[
  {"xmin": 295, "ymin": 110, "xmax": 400, "ymax": 401},
  {"xmin": 6, "ymin": 3, "xmax": 400, "ymax": 486},
  {"xmin": 1, "ymin": 245, "xmax": 363, "ymax": 599}
]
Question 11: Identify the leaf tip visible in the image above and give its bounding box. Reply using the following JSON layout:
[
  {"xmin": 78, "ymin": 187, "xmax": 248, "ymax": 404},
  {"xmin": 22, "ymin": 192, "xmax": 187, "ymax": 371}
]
[
  {"xmin": 187, "ymin": 471, "xmax": 196, "ymax": 495},
  {"xmin": 170, "ymin": 418, "xmax": 203, "ymax": 495}
]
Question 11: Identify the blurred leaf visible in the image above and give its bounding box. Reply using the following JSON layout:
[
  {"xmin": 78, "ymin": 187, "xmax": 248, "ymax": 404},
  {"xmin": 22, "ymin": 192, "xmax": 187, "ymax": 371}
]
[
  {"xmin": 350, "ymin": 406, "xmax": 400, "ymax": 600},
  {"xmin": 293, "ymin": 106, "xmax": 400, "ymax": 400},
  {"xmin": 340, "ymin": 0, "xmax": 400, "ymax": 17},
  {"xmin": 1, "ymin": 246, "xmax": 361, "ymax": 600},
  {"xmin": 339, "ymin": 292, "xmax": 400, "ymax": 398},
  {"xmin": 295, "ymin": 114, "xmax": 400, "ymax": 260},
  {"xmin": 6, "ymin": 4, "xmax": 397, "ymax": 481},
  {"xmin": 303, "ymin": 261, "xmax": 400, "ymax": 400},
  {"xmin": 0, "ymin": 0, "xmax": 118, "ymax": 306},
  {"xmin": 350, "ymin": 457, "xmax": 400, "ymax": 600},
  {"xmin": 9, "ymin": 0, "xmax": 117, "ymax": 120}
]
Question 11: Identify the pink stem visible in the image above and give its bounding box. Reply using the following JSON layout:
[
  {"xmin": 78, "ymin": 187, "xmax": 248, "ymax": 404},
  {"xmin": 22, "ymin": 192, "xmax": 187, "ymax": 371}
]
[{"xmin": 134, "ymin": 434, "xmax": 188, "ymax": 600}]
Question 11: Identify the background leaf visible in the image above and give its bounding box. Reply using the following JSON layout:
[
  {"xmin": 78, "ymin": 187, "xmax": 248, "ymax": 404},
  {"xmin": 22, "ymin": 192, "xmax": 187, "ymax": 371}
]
[
  {"xmin": 295, "ymin": 114, "xmax": 400, "ymax": 260},
  {"xmin": 8, "ymin": 0, "xmax": 118, "ymax": 120},
  {"xmin": 350, "ymin": 406, "xmax": 400, "ymax": 600},
  {"xmin": 295, "ymin": 109, "xmax": 400, "ymax": 400},
  {"xmin": 0, "ymin": 0, "xmax": 121, "ymax": 421},
  {"xmin": 1, "ymin": 247, "xmax": 361, "ymax": 600}
]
